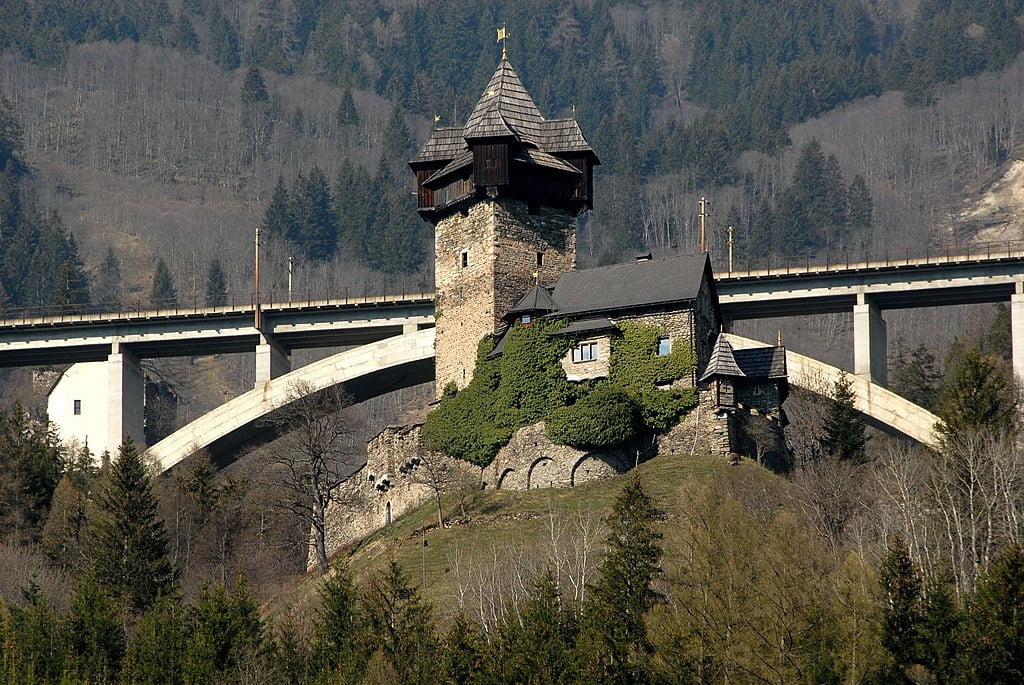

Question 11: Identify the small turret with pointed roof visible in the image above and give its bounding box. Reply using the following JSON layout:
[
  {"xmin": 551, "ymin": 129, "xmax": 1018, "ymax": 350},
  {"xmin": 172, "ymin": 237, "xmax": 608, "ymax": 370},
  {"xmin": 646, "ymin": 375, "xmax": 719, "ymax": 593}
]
[
  {"xmin": 415, "ymin": 50, "xmax": 600, "ymax": 396},
  {"xmin": 410, "ymin": 55, "xmax": 599, "ymax": 220}
]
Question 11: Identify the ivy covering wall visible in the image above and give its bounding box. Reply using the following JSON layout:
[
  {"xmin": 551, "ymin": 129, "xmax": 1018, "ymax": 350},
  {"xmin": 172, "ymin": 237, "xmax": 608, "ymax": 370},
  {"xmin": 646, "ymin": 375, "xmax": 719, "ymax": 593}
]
[{"xmin": 421, "ymin": 319, "xmax": 698, "ymax": 466}]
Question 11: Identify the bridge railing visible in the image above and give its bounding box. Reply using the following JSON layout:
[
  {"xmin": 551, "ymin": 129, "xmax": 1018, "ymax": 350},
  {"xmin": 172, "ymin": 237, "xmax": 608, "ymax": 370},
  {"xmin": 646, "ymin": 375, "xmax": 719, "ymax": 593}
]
[
  {"xmin": 0, "ymin": 286, "xmax": 434, "ymax": 326},
  {"xmin": 713, "ymin": 239, "xmax": 1024, "ymax": 278}
]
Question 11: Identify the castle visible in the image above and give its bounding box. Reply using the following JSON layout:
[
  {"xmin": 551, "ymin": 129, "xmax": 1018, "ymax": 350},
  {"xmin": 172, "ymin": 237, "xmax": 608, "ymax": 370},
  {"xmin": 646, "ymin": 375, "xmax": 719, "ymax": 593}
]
[{"xmin": 319, "ymin": 55, "xmax": 789, "ymax": 560}]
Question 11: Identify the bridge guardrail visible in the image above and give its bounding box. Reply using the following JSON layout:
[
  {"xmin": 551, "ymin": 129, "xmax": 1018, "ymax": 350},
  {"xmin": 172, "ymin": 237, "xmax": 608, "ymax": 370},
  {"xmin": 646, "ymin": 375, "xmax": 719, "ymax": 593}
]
[
  {"xmin": 713, "ymin": 239, "xmax": 1024, "ymax": 279},
  {"xmin": 0, "ymin": 288, "xmax": 435, "ymax": 327}
]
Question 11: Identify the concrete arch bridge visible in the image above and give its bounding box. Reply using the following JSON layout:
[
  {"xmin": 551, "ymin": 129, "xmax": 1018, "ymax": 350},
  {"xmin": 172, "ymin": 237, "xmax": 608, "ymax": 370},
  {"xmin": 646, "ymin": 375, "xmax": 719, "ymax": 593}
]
[{"xmin": 144, "ymin": 329, "xmax": 938, "ymax": 473}]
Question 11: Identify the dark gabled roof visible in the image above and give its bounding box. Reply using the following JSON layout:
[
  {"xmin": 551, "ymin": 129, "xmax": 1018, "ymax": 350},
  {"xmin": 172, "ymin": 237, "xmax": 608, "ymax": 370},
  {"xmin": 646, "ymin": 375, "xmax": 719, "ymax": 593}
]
[
  {"xmin": 411, "ymin": 58, "xmax": 599, "ymax": 168},
  {"xmin": 410, "ymin": 127, "xmax": 466, "ymax": 164},
  {"xmin": 508, "ymin": 285, "xmax": 556, "ymax": 316},
  {"xmin": 549, "ymin": 317, "xmax": 615, "ymax": 336},
  {"xmin": 513, "ymin": 148, "xmax": 581, "ymax": 174},
  {"xmin": 700, "ymin": 334, "xmax": 743, "ymax": 381},
  {"xmin": 543, "ymin": 253, "xmax": 711, "ymax": 318},
  {"xmin": 734, "ymin": 347, "xmax": 787, "ymax": 379},
  {"xmin": 423, "ymin": 150, "xmax": 473, "ymax": 186},
  {"xmin": 700, "ymin": 333, "xmax": 787, "ymax": 381}
]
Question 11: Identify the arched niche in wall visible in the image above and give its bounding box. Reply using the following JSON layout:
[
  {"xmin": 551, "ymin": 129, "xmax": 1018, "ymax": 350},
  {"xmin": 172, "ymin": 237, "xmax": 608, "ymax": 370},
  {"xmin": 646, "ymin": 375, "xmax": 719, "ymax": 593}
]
[{"xmin": 527, "ymin": 456, "xmax": 555, "ymax": 490}]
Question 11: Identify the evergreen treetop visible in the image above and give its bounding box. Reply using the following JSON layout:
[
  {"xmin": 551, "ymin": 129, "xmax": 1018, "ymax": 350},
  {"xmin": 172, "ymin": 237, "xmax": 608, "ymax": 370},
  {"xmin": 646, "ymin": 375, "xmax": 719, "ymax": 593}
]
[{"xmin": 820, "ymin": 371, "xmax": 867, "ymax": 462}]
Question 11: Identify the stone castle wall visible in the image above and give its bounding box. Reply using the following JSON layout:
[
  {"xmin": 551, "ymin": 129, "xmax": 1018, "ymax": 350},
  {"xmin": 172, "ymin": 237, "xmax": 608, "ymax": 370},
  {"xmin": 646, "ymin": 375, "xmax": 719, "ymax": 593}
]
[{"xmin": 432, "ymin": 198, "xmax": 576, "ymax": 396}]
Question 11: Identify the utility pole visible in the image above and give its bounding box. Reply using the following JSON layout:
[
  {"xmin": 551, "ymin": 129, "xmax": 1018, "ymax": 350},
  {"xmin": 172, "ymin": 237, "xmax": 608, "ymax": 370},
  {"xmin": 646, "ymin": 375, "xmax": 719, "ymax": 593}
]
[
  {"xmin": 287, "ymin": 256, "xmax": 293, "ymax": 303},
  {"xmin": 254, "ymin": 227, "xmax": 261, "ymax": 329},
  {"xmin": 727, "ymin": 225, "xmax": 734, "ymax": 274},
  {"xmin": 699, "ymin": 196, "xmax": 707, "ymax": 253}
]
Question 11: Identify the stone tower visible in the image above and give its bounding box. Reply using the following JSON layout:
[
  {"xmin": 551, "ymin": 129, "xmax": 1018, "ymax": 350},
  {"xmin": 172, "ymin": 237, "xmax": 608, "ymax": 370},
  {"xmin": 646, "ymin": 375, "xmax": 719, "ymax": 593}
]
[{"xmin": 410, "ymin": 57, "xmax": 600, "ymax": 394}]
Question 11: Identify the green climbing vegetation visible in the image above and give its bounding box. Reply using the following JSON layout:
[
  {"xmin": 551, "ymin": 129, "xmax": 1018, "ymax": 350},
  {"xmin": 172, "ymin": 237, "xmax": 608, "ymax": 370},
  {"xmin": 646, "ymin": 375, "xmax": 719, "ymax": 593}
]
[{"xmin": 422, "ymin": 321, "xmax": 697, "ymax": 465}]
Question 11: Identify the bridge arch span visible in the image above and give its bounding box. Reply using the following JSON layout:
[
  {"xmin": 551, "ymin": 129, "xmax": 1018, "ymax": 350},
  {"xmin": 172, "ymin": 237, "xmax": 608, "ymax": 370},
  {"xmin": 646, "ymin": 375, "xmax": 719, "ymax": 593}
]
[
  {"xmin": 145, "ymin": 328, "xmax": 435, "ymax": 473},
  {"xmin": 726, "ymin": 334, "xmax": 940, "ymax": 448}
]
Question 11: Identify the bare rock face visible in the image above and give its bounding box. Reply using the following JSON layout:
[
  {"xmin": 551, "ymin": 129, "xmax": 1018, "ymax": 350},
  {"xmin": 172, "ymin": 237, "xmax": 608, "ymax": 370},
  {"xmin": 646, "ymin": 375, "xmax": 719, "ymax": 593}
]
[{"xmin": 943, "ymin": 159, "xmax": 1024, "ymax": 244}]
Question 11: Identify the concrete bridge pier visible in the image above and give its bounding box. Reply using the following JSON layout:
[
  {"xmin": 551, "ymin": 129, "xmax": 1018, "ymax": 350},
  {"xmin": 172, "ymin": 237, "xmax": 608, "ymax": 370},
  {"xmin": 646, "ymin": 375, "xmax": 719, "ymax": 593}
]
[
  {"xmin": 1011, "ymin": 285, "xmax": 1024, "ymax": 383},
  {"xmin": 853, "ymin": 294, "xmax": 887, "ymax": 386},
  {"xmin": 107, "ymin": 342, "xmax": 145, "ymax": 451},
  {"xmin": 255, "ymin": 334, "xmax": 291, "ymax": 386}
]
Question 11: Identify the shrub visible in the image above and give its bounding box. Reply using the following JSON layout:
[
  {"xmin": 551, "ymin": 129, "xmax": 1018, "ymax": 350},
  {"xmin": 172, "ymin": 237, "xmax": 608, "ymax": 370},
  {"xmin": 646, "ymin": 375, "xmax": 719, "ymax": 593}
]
[{"xmin": 545, "ymin": 386, "xmax": 639, "ymax": 449}]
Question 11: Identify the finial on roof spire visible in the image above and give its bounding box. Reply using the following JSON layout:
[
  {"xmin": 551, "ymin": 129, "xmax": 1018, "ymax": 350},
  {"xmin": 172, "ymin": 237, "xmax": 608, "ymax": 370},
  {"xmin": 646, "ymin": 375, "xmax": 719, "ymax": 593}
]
[{"xmin": 497, "ymin": 24, "xmax": 509, "ymax": 60}]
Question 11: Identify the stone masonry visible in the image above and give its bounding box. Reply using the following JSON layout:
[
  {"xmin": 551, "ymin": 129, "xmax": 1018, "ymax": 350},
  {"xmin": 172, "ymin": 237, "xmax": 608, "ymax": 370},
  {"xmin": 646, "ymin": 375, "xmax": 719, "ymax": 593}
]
[{"xmin": 433, "ymin": 197, "xmax": 576, "ymax": 396}]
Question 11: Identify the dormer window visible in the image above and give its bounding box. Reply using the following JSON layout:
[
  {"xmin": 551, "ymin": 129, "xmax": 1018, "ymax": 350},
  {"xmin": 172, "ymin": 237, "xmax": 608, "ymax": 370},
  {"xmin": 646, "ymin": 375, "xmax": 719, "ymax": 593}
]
[{"xmin": 573, "ymin": 341, "xmax": 598, "ymax": 363}]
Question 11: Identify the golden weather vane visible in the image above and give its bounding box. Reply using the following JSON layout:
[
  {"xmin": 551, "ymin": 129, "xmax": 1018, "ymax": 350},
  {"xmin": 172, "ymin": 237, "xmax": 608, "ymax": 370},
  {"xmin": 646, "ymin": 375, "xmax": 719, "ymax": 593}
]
[{"xmin": 497, "ymin": 24, "xmax": 509, "ymax": 59}]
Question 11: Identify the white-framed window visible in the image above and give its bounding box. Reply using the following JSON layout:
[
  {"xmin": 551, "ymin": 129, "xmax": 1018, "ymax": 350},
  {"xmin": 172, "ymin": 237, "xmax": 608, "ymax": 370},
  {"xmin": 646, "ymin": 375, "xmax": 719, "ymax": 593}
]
[
  {"xmin": 73, "ymin": 399, "xmax": 82, "ymax": 415},
  {"xmin": 521, "ymin": 314, "xmax": 532, "ymax": 325},
  {"xmin": 572, "ymin": 341, "xmax": 598, "ymax": 363},
  {"xmin": 657, "ymin": 337, "xmax": 672, "ymax": 356}
]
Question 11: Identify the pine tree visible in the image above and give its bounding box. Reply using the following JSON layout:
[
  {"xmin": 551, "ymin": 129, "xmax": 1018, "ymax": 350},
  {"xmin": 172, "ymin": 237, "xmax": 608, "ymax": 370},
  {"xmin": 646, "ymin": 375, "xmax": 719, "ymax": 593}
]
[
  {"xmin": 879, "ymin": 535, "xmax": 923, "ymax": 674},
  {"xmin": 89, "ymin": 438, "xmax": 177, "ymax": 615},
  {"xmin": 120, "ymin": 595, "xmax": 187, "ymax": 684},
  {"xmin": 494, "ymin": 570, "xmax": 579, "ymax": 682},
  {"xmin": 204, "ymin": 258, "xmax": 227, "ymax": 307},
  {"xmin": 358, "ymin": 561, "xmax": 438, "ymax": 683},
  {"xmin": 6, "ymin": 583, "xmax": 66, "ymax": 682},
  {"xmin": 580, "ymin": 476, "xmax": 662, "ymax": 682},
  {"xmin": 150, "ymin": 257, "xmax": 178, "ymax": 309},
  {"xmin": 263, "ymin": 175, "xmax": 296, "ymax": 244},
  {"xmin": 890, "ymin": 340, "xmax": 941, "ymax": 411},
  {"xmin": 292, "ymin": 166, "xmax": 337, "ymax": 261},
  {"xmin": 170, "ymin": 13, "xmax": 200, "ymax": 53},
  {"xmin": 65, "ymin": 574, "xmax": 125, "ymax": 681},
  {"xmin": 207, "ymin": 4, "xmax": 240, "ymax": 70},
  {"xmin": 184, "ymin": 576, "xmax": 266, "ymax": 682},
  {"xmin": 442, "ymin": 615, "xmax": 484, "ymax": 685},
  {"xmin": 936, "ymin": 348, "xmax": 1017, "ymax": 439},
  {"xmin": 39, "ymin": 474, "xmax": 91, "ymax": 572},
  {"xmin": 310, "ymin": 564, "xmax": 359, "ymax": 679},
  {"xmin": 53, "ymin": 232, "xmax": 90, "ymax": 312},
  {"xmin": 963, "ymin": 544, "xmax": 1024, "ymax": 683},
  {"xmin": 382, "ymin": 105, "xmax": 411, "ymax": 163},
  {"xmin": 335, "ymin": 88, "xmax": 359, "ymax": 129},
  {"xmin": 93, "ymin": 246, "xmax": 123, "ymax": 310},
  {"xmin": 918, "ymin": 571, "xmax": 964, "ymax": 683},
  {"xmin": 0, "ymin": 404, "xmax": 63, "ymax": 542},
  {"xmin": 847, "ymin": 174, "xmax": 873, "ymax": 229},
  {"xmin": 820, "ymin": 371, "xmax": 867, "ymax": 462}
]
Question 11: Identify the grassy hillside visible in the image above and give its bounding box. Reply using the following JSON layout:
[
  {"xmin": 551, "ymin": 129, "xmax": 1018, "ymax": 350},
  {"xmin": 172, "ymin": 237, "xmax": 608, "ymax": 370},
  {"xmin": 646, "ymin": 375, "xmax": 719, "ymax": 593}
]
[{"xmin": 273, "ymin": 451, "xmax": 792, "ymax": 621}]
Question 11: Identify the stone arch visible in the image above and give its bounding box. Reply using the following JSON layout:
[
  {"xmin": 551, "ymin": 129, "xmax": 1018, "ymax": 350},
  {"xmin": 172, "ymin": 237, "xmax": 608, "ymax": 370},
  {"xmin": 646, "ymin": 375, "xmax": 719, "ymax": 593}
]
[
  {"xmin": 496, "ymin": 468, "xmax": 515, "ymax": 490},
  {"xmin": 570, "ymin": 452, "xmax": 627, "ymax": 487},
  {"xmin": 384, "ymin": 501, "xmax": 392, "ymax": 526},
  {"xmin": 527, "ymin": 457, "xmax": 555, "ymax": 490}
]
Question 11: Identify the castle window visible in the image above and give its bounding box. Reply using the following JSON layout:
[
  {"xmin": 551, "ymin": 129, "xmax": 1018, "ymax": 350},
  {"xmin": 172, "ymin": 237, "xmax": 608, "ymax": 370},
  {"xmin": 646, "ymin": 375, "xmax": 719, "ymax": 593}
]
[
  {"xmin": 572, "ymin": 341, "xmax": 598, "ymax": 363},
  {"xmin": 73, "ymin": 399, "xmax": 81, "ymax": 415},
  {"xmin": 460, "ymin": 250, "xmax": 468, "ymax": 268},
  {"xmin": 536, "ymin": 252, "xmax": 544, "ymax": 267},
  {"xmin": 657, "ymin": 337, "xmax": 672, "ymax": 356},
  {"xmin": 521, "ymin": 314, "xmax": 532, "ymax": 325}
]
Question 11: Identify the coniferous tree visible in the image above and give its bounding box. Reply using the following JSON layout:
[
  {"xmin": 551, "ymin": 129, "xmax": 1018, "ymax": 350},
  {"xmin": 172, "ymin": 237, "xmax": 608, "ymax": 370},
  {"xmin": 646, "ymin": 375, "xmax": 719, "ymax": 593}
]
[
  {"xmin": 847, "ymin": 174, "xmax": 873, "ymax": 229},
  {"xmin": 293, "ymin": 166, "xmax": 337, "ymax": 261},
  {"xmin": 382, "ymin": 105, "xmax": 411, "ymax": 163},
  {"xmin": 204, "ymin": 258, "xmax": 227, "ymax": 307},
  {"xmin": 5, "ymin": 583, "xmax": 66, "ymax": 682},
  {"xmin": 65, "ymin": 574, "xmax": 125, "ymax": 681},
  {"xmin": 936, "ymin": 348, "xmax": 1017, "ymax": 439},
  {"xmin": 311, "ymin": 565, "xmax": 359, "ymax": 680},
  {"xmin": 963, "ymin": 543, "xmax": 1024, "ymax": 683},
  {"xmin": 493, "ymin": 570, "xmax": 579, "ymax": 682},
  {"xmin": 0, "ymin": 404, "xmax": 63, "ymax": 542},
  {"xmin": 443, "ymin": 615, "xmax": 485, "ymax": 685},
  {"xmin": 334, "ymin": 160, "xmax": 373, "ymax": 258},
  {"xmin": 918, "ymin": 571, "xmax": 964, "ymax": 683},
  {"xmin": 53, "ymin": 233, "xmax": 90, "ymax": 312},
  {"xmin": 120, "ymin": 595, "xmax": 187, "ymax": 683},
  {"xmin": 150, "ymin": 258, "xmax": 178, "ymax": 309},
  {"xmin": 890, "ymin": 340, "xmax": 941, "ymax": 411},
  {"xmin": 263, "ymin": 175, "xmax": 296, "ymax": 244},
  {"xmin": 820, "ymin": 372, "xmax": 867, "ymax": 462},
  {"xmin": 184, "ymin": 576, "xmax": 266, "ymax": 683},
  {"xmin": 358, "ymin": 561, "xmax": 438, "ymax": 683},
  {"xmin": 170, "ymin": 13, "xmax": 200, "ymax": 53},
  {"xmin": 93, "ymin": 246, "xmax": 123, "ymax": 310},
  {"xmin": 580, "ymin": 476, "xmax": 662, "ymax": 682},
  {"xmin": 207, "ymin": 4, "xmax": 240, "ymax": 70},
  {"xmin": 879, "ymin": 535, "xmax": 923, "ymax": 675},
  {"xmin": 336, "ymin": 87, "xmax": 359, "ymax": 129},
  {"xmin": 89, "ymin": 438, "xmax": 177, "ymax": 615},
  {"xmin": 39, "ymin": 474, "xmax": 91, "ymax": 572},
  {"xmin": 241, "ymin": 65, "xmax": 274, "ymax": 162}
]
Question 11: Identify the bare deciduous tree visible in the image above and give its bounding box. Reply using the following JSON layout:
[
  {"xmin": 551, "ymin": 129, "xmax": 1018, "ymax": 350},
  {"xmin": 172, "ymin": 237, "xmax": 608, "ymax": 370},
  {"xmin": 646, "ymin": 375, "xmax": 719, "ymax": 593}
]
[{"xmin": 265, "ymin": 381, "xmax": 363, "ymax": 575}]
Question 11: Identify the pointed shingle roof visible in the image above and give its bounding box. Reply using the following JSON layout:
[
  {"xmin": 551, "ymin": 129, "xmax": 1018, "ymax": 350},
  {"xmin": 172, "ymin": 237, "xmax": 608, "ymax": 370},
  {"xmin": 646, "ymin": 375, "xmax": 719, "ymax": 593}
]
[
  {"xmin": 410, "ymin": 58, "xmax": 598, "ymax": 167},
  {"xmin": 700, "ymin": 334, "xmax": 744, "ymax": 381},
  {"xmin": 508, "ymin": 285, "xmax": 557, "ymax": 315}
]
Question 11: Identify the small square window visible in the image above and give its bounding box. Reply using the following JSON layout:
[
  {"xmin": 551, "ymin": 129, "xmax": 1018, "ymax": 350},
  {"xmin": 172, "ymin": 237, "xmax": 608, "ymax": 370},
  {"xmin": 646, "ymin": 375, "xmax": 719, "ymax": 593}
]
[
  {"xmin": 536, "ymin": 252, "xmax": 544, "ymax": 267},
  {"xmin": 521, "ymin": 314, "xmax": 532, "ymax": 325},
  {"xmin": 572, "ymin": 341, "xmax": 598, "ymax": 363},
  {"xmin": 73, "ymin": 399, "xmax": 81, "ymax": 415},
  {"xmin": 460, "ymin": 251, "xmax": 468, "ymax": 268},
  {"xmin": 657, "ymin": 337, "xmax": 671, "ymax": 356}
]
